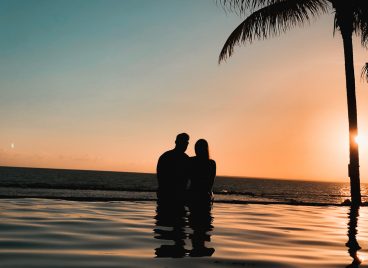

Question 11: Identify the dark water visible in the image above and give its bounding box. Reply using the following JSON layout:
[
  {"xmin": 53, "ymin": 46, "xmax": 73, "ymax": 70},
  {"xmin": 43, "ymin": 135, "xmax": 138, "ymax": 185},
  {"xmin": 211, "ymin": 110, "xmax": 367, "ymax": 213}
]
[
  {"xmin": 1, "ymin": 199, "xmax": 363, "ymax": 268},
  {"xmin": 1, "ymin": 166, "xmax": 367, "ymax": 205}
]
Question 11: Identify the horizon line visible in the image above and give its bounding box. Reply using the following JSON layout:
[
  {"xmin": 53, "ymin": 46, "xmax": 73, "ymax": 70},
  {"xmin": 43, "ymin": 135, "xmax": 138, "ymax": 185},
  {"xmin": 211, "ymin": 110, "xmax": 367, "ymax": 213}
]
[{"xmin": 0, "ymin": 165, "xmax": 349, "ymax": 183}]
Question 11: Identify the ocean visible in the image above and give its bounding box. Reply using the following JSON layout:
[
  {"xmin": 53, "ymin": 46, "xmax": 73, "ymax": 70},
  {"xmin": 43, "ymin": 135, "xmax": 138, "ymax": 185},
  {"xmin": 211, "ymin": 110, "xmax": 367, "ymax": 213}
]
[
  {"xmin": 0, "ymin": 166, "xmax": 367, "ymax": 205},
  {"xmin": 1, "ymin": 166, "xmax": 368, "ymax": 267}
]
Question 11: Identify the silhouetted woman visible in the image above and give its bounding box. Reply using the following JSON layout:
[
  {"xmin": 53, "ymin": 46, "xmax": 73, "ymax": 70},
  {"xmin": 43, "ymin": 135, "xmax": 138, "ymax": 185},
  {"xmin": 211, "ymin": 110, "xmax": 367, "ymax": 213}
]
[
  {"xmin": 187, "ymin": 139, "xmax": 216, "ymax": 256},
  {"xmin": 188, "ymin": 139, "xmax": 216, "ymax": 205}
]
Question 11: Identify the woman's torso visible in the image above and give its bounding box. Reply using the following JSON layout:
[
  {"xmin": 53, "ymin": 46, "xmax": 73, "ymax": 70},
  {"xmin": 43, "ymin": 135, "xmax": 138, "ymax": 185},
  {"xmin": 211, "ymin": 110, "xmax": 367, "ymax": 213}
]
[{"xmin": 189, "ymin": 157, "xmax": 216, "ymax": 196}]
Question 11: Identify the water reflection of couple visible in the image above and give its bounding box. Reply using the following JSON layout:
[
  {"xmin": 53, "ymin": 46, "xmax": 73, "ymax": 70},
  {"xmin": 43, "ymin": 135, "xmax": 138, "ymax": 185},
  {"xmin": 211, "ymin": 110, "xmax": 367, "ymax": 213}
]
[
  {"xmin": 156, "ymin": 133, "xmax": 216, "ymax": 206},
  {"xmin": 154, "ymin": 133, "xmax": 216, "ymax": 257}
]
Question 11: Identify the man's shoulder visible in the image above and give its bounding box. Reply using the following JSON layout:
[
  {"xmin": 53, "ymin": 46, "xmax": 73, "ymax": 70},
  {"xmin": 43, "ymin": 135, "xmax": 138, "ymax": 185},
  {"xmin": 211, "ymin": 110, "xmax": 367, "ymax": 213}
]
[
  {"xmin": 158, "ymin": 150, "xmax": 176, "ymax": 162},
  {"xmin": 160, "ymin": 149, "xmax": 174, "ymax": 158},
  {"xmin": 159, "ymin": 150, "xmax": 189, "ymax": 162},
  {"xmin": 181, "ymin": 152, "xmax": 189, "ymax": 160}
]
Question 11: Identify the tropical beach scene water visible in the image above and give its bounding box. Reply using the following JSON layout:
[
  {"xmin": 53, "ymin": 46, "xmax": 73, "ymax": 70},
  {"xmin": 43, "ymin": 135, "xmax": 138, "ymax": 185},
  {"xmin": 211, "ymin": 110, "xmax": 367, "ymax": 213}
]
[
  {"xmin": 1, "ymin": 166, "xmax": 368, "ymax": 205},
  {"xmin": 2, "ymin": 0, "xmax": 368, "ymax": 267}
]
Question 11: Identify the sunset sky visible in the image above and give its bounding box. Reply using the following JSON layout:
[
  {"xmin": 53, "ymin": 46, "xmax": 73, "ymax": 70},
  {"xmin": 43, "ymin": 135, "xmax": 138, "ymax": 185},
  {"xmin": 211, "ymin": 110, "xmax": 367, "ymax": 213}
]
[{"xmin": 1, "ymin": 0, "xmax": 368, "ymax": 181}]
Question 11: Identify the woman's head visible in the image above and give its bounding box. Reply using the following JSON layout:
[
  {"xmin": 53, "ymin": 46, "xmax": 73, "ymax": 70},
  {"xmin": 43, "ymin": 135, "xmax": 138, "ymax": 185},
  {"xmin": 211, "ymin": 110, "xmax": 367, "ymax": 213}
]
[{"xmin": 195, "ymin": 139, "xmax": 209, "ymax": 159}]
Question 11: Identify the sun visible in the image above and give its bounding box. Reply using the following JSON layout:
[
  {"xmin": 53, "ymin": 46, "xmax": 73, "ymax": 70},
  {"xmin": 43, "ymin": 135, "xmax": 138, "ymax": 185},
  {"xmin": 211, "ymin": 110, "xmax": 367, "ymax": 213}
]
[{"xmin": 355, "ymin": 135, "xmax": 365, "ymax": 146}]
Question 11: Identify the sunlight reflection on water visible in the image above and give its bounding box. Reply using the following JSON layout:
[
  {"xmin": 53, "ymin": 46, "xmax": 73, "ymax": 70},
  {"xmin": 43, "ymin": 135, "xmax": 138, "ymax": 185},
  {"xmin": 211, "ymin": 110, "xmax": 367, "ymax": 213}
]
[{"xmin": 0, "ymin": 199, "xmax": 368, "ymax": 267}]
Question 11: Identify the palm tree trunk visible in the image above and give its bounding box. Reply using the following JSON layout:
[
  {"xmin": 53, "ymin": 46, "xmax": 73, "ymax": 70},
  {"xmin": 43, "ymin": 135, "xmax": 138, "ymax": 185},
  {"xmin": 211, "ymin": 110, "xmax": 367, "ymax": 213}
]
[{"xmin": 341, "ymin": 31, "xmax": 361, "ymax": 206}]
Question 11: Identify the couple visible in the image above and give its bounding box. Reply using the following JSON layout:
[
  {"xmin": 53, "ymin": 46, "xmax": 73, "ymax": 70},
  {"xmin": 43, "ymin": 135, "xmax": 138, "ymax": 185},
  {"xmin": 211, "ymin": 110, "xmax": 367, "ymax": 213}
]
[{"xmin": 156, "ymin": 133, "xmax": 216, "ymax": 206}]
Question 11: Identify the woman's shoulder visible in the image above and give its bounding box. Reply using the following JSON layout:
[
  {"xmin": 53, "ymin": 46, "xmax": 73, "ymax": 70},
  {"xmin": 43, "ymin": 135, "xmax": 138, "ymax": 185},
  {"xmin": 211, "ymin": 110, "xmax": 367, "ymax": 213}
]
[{"xmin": 190, "ymin": 157, "xmax": 215, "ymax": 167}]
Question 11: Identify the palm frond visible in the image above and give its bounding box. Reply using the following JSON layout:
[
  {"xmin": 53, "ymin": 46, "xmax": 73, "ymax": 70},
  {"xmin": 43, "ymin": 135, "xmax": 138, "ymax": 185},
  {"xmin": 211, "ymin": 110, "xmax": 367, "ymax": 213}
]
[
  {"xmin": 353, "ymin": 2, "xmax": 368, "ymax": 46},
  {"xmin": 362, "ymin": 25, "xmax": 368, "ymax": 46},
  {"xmin": 218, "ymin": 0, "xmax": 285, "ymax": 14},
  {"xmin": 219, "ymin": 0, "xmax": 329, "ymax": 62},
  {"xmin": 361, "ymin": 63, "xmax": 368, "ymax": 82},
  {"xmin": 333, "ymin": 0, "xmax": 368, "ymax": 46}
]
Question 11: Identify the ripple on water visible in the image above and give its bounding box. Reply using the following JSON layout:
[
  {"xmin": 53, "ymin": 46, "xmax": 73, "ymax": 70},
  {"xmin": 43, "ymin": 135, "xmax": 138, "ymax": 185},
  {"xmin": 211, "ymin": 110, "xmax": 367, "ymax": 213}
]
[{"xmin": 0, "ymin": 199, "xmax": 367, "ymax": 268}]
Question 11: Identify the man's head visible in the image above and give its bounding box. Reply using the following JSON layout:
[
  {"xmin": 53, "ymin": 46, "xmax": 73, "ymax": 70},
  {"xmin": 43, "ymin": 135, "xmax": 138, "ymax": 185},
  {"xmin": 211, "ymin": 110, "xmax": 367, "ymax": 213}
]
[{"xmin": 175, "ymin": 133, "xmax": 189, "ymax": 153}]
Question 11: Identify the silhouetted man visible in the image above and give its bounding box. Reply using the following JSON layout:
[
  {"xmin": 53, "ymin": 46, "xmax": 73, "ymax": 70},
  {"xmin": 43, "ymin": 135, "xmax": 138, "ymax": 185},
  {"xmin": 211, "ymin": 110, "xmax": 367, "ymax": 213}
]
[{"xmin": 156, "ymin": 133, "xmax": 190, "ymax": 204}]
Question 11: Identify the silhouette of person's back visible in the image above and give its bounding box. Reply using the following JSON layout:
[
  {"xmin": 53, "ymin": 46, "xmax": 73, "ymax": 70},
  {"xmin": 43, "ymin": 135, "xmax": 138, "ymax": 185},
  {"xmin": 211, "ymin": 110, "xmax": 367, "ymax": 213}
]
[
  {"xmin": 156, "ymin": 133, "xmax": 190, "ymax": 204},
  {"xmin": 188, "ymin": 139, "xmax": 216, "ymax": 204}
]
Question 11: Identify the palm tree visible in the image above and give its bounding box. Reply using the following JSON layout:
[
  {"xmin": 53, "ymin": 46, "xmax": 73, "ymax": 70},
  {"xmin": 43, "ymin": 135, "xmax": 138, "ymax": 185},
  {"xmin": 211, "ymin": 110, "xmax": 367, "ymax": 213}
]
[{"xmin": 218, "ymin": 0, "xmax": 368, "ymax": 206}]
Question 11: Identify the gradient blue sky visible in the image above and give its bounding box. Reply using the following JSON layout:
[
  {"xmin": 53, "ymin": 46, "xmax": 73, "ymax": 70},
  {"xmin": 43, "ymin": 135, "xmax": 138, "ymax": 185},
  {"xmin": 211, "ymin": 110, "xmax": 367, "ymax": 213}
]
[{"xmin": 1, "ymin": 0, "xmax": 368, "ymax": 181}]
